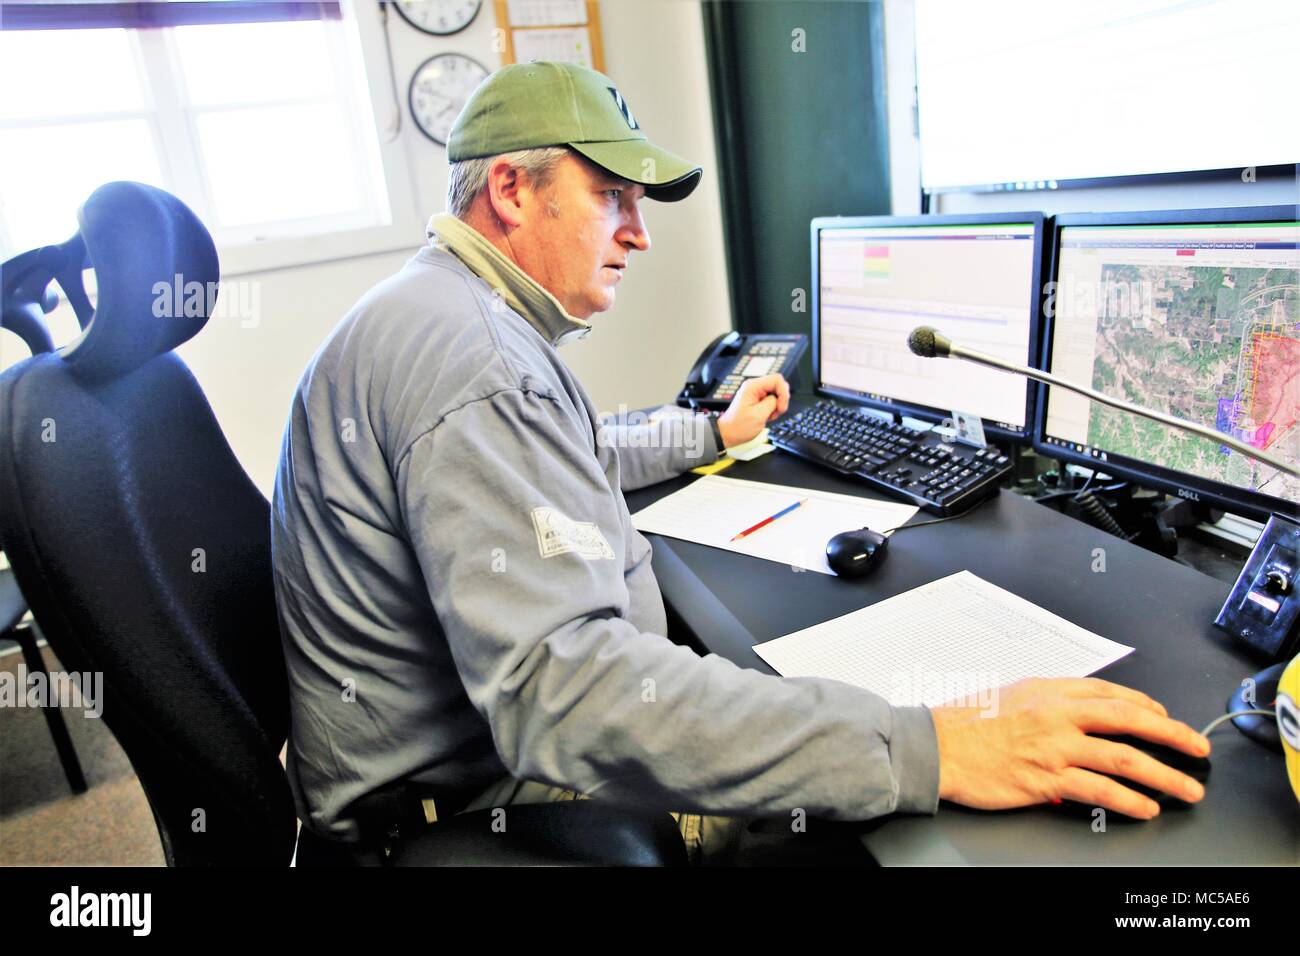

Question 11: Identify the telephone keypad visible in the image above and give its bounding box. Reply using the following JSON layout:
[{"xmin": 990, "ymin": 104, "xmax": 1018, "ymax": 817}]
[{"xmin": 712, "ymin": 340, "xmax": 799, "ymax": 400}]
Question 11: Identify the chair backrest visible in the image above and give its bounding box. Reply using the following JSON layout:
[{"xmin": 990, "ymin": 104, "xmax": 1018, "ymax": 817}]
[{"xmin": 0, "ymin": 182, "xmax": 295, "ymax": 866}]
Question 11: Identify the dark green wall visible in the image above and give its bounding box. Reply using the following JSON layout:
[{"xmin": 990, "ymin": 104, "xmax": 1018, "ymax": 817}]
[{"xmin": 704, "ymin": 0, "xmax": 892, "ymax": 390}]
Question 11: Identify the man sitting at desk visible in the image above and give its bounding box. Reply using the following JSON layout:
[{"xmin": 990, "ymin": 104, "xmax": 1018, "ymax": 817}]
[{"xmin": 271, "ymin": 61, "xmax": 1210, "ymax": 864}]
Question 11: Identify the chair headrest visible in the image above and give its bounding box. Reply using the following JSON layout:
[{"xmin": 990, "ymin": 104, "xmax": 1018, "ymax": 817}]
[
  {"xmin": 0, "ymin": 246, "xmax": 59, "ymax": 355},
  {"xmin": 57, "ymin": 181, "xmax": 220, "ymax": 382}
]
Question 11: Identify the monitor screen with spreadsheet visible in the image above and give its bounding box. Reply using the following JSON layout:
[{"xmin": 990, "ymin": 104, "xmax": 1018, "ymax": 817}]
[{"xmin": 811, "ymin": 213, "xmax": 1046, "ymax": 441}]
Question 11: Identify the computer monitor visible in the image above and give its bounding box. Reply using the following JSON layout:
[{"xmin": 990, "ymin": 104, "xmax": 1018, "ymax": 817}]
[
  {"xmin": 1036, "ymin": 206, "xmax": 1300, "ymax": 521},
  {"xmin": 811, "ymin": 212, "xmax": 1047, "ymax": 441}
]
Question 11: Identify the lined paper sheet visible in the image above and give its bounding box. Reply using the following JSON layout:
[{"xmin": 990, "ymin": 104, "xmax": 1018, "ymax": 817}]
[
  {"xmin": 753, "ymin": 571, "xmax": 1134, "ymax": 705},
  {"xmin": 631, "ymin": 475, "xmax": 917, "ymax": 574}
]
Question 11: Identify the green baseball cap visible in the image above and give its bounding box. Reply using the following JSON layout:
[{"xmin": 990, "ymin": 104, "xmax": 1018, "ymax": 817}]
[{"xmin": 447, "ymin": 61, "xmax": 703, "ymax": 203}]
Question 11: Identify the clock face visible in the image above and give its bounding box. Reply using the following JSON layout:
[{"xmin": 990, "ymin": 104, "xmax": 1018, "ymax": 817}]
[
  {"xmin": 408, "ymin": 53, "xmax": 490, "ymax": 146},
  {"xmin": 393, "ymin": 0, "xmax": 482, "ymax": 36}
]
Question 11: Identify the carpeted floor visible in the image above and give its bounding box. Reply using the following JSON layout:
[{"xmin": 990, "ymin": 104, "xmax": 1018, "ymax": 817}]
[{"xmin": 0, "ymin": 642, "xmax": 164, "ymax": 866}]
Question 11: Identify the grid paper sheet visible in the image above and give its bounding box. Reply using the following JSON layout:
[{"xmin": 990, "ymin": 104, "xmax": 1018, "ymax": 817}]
[{"xmin": 753, "ymin": 571, "xmax": 1133, "ymax": 706}]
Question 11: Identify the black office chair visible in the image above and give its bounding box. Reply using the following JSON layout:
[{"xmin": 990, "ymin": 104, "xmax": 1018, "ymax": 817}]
[
  {"xmin": 0, "ymin": 181, "xmax": 686, "ymax": 867},
  {"xmin": 0, "ymin": 566, "xmax": 88, "ymax": 793},
  {"xmin": 0, "ymin": 264, "xmax": 87, "ymax": 794}
]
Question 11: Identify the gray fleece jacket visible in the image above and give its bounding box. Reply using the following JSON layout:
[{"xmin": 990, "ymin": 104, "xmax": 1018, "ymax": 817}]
[{"xmin": 270, "ymin": 218, "xmax": 940, "ymax": 841}]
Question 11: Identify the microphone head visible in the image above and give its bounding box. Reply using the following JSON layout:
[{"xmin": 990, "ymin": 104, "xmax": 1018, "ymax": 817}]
[
  {"xmin": 908, "ymin": 326, "xmax": 938, "ymax": 358},
  {"xmin": 908, "ymin": 325, "xmax": 953, "ymax": 358}
]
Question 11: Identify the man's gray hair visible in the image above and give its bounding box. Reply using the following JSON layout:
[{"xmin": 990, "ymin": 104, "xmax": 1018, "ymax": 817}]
[{"xmin": 446, "ymin": 146, "xmax": 570, "ymax": 219}]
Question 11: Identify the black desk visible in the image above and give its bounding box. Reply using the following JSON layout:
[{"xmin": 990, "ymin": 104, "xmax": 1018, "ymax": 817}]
[{"xmin": 625, "ymin": 449, "xmax": 1299, "ymax": 865}]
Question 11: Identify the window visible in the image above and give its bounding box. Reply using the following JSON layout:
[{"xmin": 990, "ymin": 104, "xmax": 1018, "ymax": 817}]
[{"xmin": 0, "ymin": 1, "xmax": 418, "ymax": 274}]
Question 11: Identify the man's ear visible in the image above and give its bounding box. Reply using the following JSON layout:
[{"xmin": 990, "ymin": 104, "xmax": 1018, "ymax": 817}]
[{"xmin": 486, "ymin": 158, "xmax": 526, "ymax": 229}]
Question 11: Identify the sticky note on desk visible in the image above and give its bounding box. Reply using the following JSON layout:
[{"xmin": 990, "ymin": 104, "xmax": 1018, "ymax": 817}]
[
  {"xmin": 727, "ymin": 441, "xmax": 774, "ymax": 462},
  {"xmin": 691, "ymin": 457, "xmax": 738, "ymax": 476},
  {"xmin": 689, "ymin": 428, "xmax": 772, "ymax": 473}
]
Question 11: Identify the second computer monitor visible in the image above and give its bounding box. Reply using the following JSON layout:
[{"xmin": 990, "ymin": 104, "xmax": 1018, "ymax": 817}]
[
  {"xmin": 811, "ymin": 212, "xmax": 1046, "ymax": 441},
  {"xmin": 1037, "ymin": 205, "xmax": 1299, "ymax": 521}
]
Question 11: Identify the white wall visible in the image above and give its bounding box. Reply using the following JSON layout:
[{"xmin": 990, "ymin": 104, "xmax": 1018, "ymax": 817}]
[
  {"xmin": 3, "ymin": 0, "xmax": 732, "ymax": 496},
  {"xmin": 560, "ymin": 0, "xmax": 733, "ymax": 422}
]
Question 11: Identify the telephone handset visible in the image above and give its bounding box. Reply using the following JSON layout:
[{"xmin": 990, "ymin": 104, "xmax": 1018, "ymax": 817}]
[{"xmin": 676, "ymin": 331, "xmax": 807, "ymax": 413}]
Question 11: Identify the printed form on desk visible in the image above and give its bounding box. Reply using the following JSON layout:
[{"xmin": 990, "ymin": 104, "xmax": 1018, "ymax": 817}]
[
  {"xmin": 630, "ymin": 474, "xmax": 918, "ymax": 574},
  {"xmin": 753, "ymin": 571, "xmax": 1134, "ymax": 706}
]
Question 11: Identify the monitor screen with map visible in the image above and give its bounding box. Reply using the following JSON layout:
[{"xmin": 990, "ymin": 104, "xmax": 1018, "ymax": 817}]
[{"xmin": 1037, "ymin": 206, "xmax": 1299, "ymax": 520}]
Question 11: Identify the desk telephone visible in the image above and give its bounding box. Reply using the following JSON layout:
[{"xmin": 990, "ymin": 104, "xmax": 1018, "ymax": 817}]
[{"xmin": 676, "ymin": 331, "xmax": 807, "ymax": 413}]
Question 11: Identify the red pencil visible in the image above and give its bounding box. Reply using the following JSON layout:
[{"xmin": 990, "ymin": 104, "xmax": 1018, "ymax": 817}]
[{"xmin": 730, "ymin": 499, "xmax": 807, "ymax": 542}]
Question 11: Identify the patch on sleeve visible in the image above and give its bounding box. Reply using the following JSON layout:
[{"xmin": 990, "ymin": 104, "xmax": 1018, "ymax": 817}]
[{"xmin": 531, "ymin": 507, "xmax": 616, "ymax": 561}]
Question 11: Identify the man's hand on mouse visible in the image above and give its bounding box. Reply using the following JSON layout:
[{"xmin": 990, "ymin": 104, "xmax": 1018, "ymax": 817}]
[
  {"xmin": 717, "ymin": 374, "xmax": 790, "ymax": 449},
  {"xmin": 930, "ymin": 677, "xmax": 1211, "ymax": 819}
]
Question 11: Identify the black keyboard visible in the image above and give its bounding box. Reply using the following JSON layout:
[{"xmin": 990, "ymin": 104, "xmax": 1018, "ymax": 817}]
[{"xmin": 767, "ymin": 401, "xmax": 1013, "ymax": 515}]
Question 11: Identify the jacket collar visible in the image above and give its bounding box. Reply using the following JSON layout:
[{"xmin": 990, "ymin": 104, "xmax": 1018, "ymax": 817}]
[{"xmin": 426, "ymin": 213, "xmax": 592, "ymax": 348}]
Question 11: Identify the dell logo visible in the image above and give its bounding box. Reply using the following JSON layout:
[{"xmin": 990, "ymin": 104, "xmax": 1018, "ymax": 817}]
[{"xmin": 1177, "ymin": 488, "xmax": 1201, "ymax": 501}]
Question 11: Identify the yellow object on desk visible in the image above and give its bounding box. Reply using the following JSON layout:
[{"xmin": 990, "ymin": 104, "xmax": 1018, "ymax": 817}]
[
  {"xmin": 691, "ymin": 457, "xmax": 738, "ymax": 476},
  {"xmin": 690, "ymin": 428, "xmax": 771, "ymax": 475}
]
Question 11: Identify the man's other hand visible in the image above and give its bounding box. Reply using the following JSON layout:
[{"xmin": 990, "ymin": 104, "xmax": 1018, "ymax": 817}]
[
  {"xmin": 717, "ymin": 374, "xmax": 790, "ymax": 449},
  {"xmin": 931, "ymin": 677, "xmax": 1211, "ymax": 819}
]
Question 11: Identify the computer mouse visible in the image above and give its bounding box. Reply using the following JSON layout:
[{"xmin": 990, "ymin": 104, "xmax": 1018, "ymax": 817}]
[
  {"xmin": 826, "ymin": 527, "xmax": 889, "ymax": 578},
  {"xmin": 1089, "ymin": 734, "xmax": 1211, "ymax": 809}
]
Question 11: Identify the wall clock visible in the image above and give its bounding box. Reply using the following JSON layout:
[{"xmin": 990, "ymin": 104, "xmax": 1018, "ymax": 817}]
[
  {"xmin": 408, "ymin": 52, "xmax": 490, "ymax": 145},
  {"xmin": 392, "ymin": 0, "xmax": 482, "ymax": 36}
]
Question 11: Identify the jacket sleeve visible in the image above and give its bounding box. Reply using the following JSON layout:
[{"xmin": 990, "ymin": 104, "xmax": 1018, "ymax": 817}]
[
  {"xmin": 394, "ymin": 386, "xmax": 939, "ymax": 819},
  {"xmin": 598, "ymin": 412, "xmax": 722, "ymax": 492}
]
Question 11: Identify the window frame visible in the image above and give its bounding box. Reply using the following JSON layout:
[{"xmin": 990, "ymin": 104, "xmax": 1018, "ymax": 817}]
[{"xmin": 0, "ymin": 0, "xmax": 424, "ymax": 277}]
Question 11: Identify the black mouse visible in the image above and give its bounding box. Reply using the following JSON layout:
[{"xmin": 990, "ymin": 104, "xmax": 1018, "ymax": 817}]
[
  {"xmin": 826, "ymin": 527, "xmax": 889, "ymax": 578},
  {"xmin": 1084, "ymin": 734, "xmax": 1211, "ymax": 809}
]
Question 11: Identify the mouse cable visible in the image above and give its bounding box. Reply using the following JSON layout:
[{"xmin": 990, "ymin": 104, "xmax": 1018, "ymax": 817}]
[
  {"xmin": 884, "ymin": 493, "xmax": 995, "ymax": 537},
  {"xmin": 1200, "ymin": 709, "xmax": 1276, "ymax": 737}
]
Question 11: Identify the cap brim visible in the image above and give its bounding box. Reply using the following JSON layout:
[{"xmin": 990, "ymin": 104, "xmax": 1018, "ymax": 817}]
[{"xmin": 569, "ymin": 140, "xmax": 702, "ymax": 203}]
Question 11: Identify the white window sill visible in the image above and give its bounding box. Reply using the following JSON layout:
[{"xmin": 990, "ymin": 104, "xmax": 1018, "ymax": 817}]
[{"xmin": 216, "ymin": 218, "xmax": 423, "ymax": 276}]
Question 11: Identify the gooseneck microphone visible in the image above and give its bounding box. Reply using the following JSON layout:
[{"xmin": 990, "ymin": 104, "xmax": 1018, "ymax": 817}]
[
  {"xmin": 906, "ymin": 325, "xmax": 1299, "ymax": 479},
  {"xmin": 906, "ymin": 326, "xmax": 951, "ymax": 359}
]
